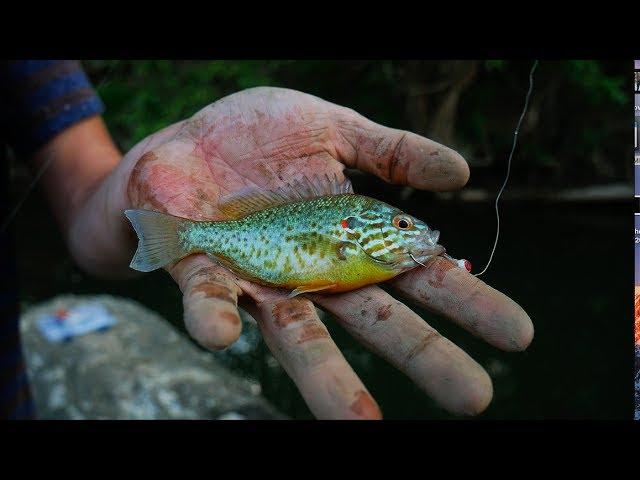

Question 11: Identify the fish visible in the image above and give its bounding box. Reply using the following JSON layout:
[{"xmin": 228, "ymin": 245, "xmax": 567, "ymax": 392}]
[{"xmin": 124, "ymin": 174, "xmax": 459, "ymax": 297}]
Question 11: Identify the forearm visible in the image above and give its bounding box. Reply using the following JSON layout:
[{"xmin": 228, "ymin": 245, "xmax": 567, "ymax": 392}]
[
  {"xmin": 32, "ymin": 115, "xmax": 136, "ymax": 278},
  {"xmin": 33, "ymin": 116, "xmax": 121, "ymax": 233}
]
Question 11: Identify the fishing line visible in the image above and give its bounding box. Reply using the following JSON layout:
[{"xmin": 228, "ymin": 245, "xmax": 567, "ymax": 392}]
[
  {"xmin": 410, "ymin": 252, "xmax": 428, "ymax": 268},
  {"xmin": 474, "ymin": 59, "xmax": 539, "ymax": 277}
]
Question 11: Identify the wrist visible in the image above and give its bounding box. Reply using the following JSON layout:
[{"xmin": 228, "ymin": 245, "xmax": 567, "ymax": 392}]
[
  {"xmin": 63, "ymin": 117, "xmax": 187, "ymax": 278},
  {"xmin": 65, "ymin": 144, "xmax": 122, "ymax": 225},
  {"xmin": 67, "ymin": 166, "xmax": 138, "ymax": 279}
]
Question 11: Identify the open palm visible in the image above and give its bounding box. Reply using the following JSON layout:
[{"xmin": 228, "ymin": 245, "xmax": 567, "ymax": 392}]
[{"xmin": 117, "ymin": 87, "xmax": 533, "ymax": 419}]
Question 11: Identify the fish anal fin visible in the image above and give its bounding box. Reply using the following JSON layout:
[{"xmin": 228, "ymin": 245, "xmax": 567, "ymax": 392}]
[
  {"xmin": 218, "ymin": 173, "xmax": 354, "ymax": 219},
  {"xmin": 288, "ymin": 283, "xmax": 337, "ymax": 298}
]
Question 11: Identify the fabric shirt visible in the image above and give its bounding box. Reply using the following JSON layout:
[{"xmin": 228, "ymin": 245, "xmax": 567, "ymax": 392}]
[{"xmin": 0, "ymin": 60, "xmax": 105, "ymax": 419}]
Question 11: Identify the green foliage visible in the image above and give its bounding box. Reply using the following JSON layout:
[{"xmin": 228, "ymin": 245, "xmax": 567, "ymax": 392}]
[
  {"xmin": 485, "ymin": 60, "xmax": 507, "ymax": 71},
  {"xmin": 565, "ymin": 60, "xmax": 627, "ymax": 105}
]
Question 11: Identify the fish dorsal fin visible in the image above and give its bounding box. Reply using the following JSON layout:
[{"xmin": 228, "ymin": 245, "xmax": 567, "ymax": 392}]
[{"xmin": 218, "ymin": 173, "xmax": 353, "ymax": 219}]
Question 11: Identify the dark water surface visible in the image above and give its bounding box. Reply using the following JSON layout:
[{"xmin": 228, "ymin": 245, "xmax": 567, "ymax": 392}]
[{"xmin": 12, "ymin": 177, "xmax": 632, "ymax": 419}]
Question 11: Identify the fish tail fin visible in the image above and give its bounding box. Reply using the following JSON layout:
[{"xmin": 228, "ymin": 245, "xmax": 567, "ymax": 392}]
[{"xmin": 124, "ymin": 209, "xmax": 192, "ymax": 272}]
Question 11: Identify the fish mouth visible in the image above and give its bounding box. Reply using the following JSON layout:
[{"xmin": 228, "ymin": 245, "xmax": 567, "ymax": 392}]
[
  {"xmin": 405, "ymin": 229, "xmax": 445, "ymax": 266},
  {"xmin": 409, "ymin": 244, "xmax": 446, "ymax": 265}
]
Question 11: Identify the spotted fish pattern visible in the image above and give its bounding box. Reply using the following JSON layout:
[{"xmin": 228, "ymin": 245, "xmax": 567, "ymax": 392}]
[{"xmin": 125, "ymin": 176, "xmax": 445, "ymax": 296}]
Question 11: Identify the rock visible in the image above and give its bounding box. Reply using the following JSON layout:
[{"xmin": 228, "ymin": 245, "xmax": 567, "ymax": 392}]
[{"xmin": 19, "ymin": 295, "xmax": 285, "ymax": 419}]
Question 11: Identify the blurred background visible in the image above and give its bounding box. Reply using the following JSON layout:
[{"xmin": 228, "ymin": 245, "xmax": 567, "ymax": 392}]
[{"xmin": 7, "ymin": 60, "xmax": 633, "ymax": 419}]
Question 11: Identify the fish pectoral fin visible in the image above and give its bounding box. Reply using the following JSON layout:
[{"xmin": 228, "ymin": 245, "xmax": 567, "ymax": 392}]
[
  {"xmin": 287, "ymin": 233, "xmax": 355, "ymax": 261},
  {"xmin": 288, "ymin": 283, "xmax": 337, "ymax": 298}
]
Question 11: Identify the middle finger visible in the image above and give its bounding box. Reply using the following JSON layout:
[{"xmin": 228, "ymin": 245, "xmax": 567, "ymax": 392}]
[{"xmin": 240, "ymin": 283, "xmax": 382, "ymax": 420}]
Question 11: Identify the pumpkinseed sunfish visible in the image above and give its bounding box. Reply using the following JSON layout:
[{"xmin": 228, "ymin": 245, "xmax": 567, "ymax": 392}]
[{"xmin": 124, "ymin": 175, "xmax": 463, "ymax": 297}]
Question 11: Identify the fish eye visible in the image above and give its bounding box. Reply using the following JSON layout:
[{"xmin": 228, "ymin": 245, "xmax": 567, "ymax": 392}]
[{"xmin": 393, "ymin": 215, "xmax": 413, "ymax": 230}]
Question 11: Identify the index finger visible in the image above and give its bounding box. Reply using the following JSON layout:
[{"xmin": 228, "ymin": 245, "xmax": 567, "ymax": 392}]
[{"xmin": 330, "ymin": 106, "xmax": 470, "ymax": 191}]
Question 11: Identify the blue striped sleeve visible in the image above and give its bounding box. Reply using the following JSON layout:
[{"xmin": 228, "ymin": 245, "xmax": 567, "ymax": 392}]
[{"xmin": 0, "ymin": 60, "xmax": 105, "ymax": 158}]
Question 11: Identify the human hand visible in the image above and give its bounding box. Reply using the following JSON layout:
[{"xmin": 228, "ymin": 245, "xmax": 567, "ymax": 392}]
[{"xmin": 77, "ymin": 87, "xmax": 533, "ymax": 419}]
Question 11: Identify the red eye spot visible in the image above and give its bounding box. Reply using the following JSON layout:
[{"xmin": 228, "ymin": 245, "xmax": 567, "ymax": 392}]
[
  {"xmin": 341, "ymin": 219, "xmax": 349, "ymax": 229},
  {"xmin": 463, "ymin": 259, "xmax": 472, "ymax": 272}
]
